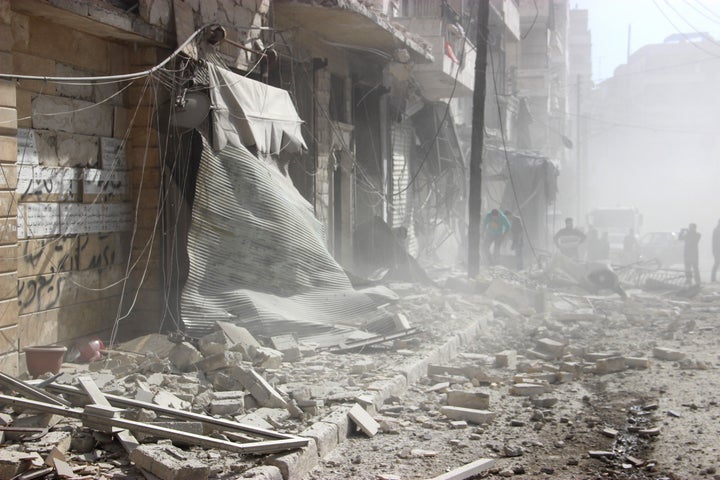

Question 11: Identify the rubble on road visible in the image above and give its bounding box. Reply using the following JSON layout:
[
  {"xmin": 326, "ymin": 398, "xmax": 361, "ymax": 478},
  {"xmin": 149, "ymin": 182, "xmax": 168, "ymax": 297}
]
[{"xmin": 2, "ymin": 268, "xmax": 719, "ymax": 479}]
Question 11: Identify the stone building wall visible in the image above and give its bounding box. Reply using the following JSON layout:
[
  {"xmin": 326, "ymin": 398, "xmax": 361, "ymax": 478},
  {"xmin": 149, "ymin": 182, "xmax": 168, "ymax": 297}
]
[
  {"xmin": 0, "ymin": 0, "xmax": 18, "ymax": 374},
  {"xmin": 8, "ymin": 11, "xmax": 135, "ymax": 375},
  {"xmin": 0, "ymin": 0, "xmax": 271, "ymax": 375}
]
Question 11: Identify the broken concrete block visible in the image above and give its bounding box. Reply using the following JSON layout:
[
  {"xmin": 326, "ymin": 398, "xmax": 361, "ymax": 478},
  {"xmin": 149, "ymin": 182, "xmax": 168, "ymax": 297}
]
[
  {"xmin": 601, "ymin": 427, "xmax": 619, "ymax": 438},
  {"xmin": 536, "ymin": 338, "xmax": 566, "ymax": 358},
  {"xmin": 560, "ymin": 362, "xmax": 583, "ymax": 378},
  {"xmin": 217, "ymin": 323, "xmax": 261, "ymax": 359},
  {"xmin": 227, "ymin": 366, "xmax": 287, "ymax": 408},
  {"xmin": 510, "ymin": 383, "xmax": 550, "ymax": 396},
  {"xmin": 241, "ymin": 465, "xmax": 283, "ymax": 480},
  {"xmin": 624, "ymin": 357, "xmax": 650, "ymax": 369},
  {"xmin": 440, "ymin": 406, "xmax": 495, "ymax": 424},
  {"xmin": 196, "ymin": 351, "xmax": 244, "ymax": 373},
  {"xmin": 266, "ymin": 437, "xmax": 318, "ymax": 480},
  {"xmin": 585, "ymin": 351, "xmax": 622, "ymax": 362},
  {"xmin": 198, "ymin": 330, "xmax": 229, "ymax": 357},
  {"xmin": 250, "ymin": 346, "xmax": 284, "ymax": 369},
  {"xmin": 348, "ymin": 403, "xmax": 379, "ymax": 437},
  {"xmin": 212, "ymin": 390, "xmax": 245, "ymax": 401},
  {"xmin": 129, "ymin": 444, "xmax": 209, "ymax": 480},
  {"xmin": 349, "ymin": 358, "xmax": 376, "ymax": 374},
  {"xmin": 320, "ymin": 406, "xmax": 352, "ymax": 441},
  {"xmin": 270, "ymin": 335, "xmax": 301, "ymax": 362},
  {"xmin": 525, "ymin": 349, "xmax": 555, "ymax": 361},
  {"xmin": 594, "ymin": 356, "xmax": 627, "ymax": 374},
  {"xmin": 494, "ymin": 350, "xmax": 517, "ymax": 369},
  {"xmin": 168, "ymin": 342, "xmax": 202, "ymax": 371},
  {"xmin": 652, "ymin": 347, "xmax": 686, "ymax": 361},
  {"xmin": 23, "ymin": 430, "xmax": 72, "ymax": 453},
  {"xmin": 210, "ymin": 398, "xmax": 245, "ymax": 416},
  {"xmin": 447, "ymin": 390, "xmax": 490, "ymax": 410},
  {"xmin": 300, "ymin": 421, "xmax": 338, "ymax": 457},
  {"xmin": 117, "ymin": 333, "xmax": 175, "ymax": 358},
  {"xmin": 0, "ymin": 450, "xmax": 42, "ymax": 478},
  {"xmin": 153, "ymin": 391, "xmax": 190, "ymax": 411}
]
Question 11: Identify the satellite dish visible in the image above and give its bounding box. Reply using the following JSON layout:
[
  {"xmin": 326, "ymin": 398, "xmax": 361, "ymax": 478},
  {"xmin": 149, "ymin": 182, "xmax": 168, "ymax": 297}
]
[{"xmin": 170, "ymin": 91, "xmax": 211, "ymax": 130}]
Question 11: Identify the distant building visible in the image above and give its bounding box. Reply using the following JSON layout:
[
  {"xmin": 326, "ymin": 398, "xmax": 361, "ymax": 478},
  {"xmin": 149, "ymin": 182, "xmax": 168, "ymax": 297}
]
[{"xmin": 587, "ymin": 34, "xmax": 720, "ymax": 236}]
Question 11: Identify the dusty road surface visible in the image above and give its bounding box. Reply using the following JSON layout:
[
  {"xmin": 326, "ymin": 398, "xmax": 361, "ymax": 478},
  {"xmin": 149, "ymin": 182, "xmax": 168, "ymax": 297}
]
[{"xmin": 307, "ymin": 274, "xmax": 720, "ymax": 480}]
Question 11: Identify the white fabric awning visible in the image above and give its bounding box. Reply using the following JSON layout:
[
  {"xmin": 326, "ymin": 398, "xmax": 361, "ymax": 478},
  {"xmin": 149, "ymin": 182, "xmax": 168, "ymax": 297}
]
[{"xmin": 208, "ymin": 64, "xmax": 307, "ymax": 155}]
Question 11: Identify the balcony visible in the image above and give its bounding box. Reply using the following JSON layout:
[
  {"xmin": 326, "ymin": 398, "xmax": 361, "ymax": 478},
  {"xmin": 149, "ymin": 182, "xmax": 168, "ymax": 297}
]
[
  {"xmin": 394, "ymin": 17, "xmax": 475, "ymax": 101},
  {"xmin": 396, "ymin": 0, "xmax": 519, "ymax": 101}
]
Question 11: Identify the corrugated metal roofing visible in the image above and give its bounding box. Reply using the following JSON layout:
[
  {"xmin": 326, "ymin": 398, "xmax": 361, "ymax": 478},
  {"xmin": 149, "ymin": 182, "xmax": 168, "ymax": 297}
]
[{"xmin": 180, "ymin": 138, "xmax": 396, "ymax": 346}]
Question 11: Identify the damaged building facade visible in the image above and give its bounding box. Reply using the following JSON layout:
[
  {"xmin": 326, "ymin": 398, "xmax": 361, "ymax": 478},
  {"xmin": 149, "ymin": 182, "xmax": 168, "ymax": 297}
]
[{"xmin": 0, "ymin": 0, "xmax": 580, "ymax": 375}]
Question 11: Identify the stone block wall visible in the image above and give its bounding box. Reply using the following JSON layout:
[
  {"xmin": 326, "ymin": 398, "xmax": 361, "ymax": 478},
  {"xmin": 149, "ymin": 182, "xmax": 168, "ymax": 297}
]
[
  {"xmin": 0, "ymin": 0, "xmax": 18, "ymax": 374},
  {"xmin": 6, "ymin": 10, "xmax": 138, "ymax": 374}
]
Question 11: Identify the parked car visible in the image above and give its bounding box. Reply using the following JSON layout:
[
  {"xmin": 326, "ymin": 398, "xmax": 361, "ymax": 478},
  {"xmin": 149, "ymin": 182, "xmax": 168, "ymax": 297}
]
[{"xmin": 639, "ymin": 232, "xmax": 683, "ymax": 267}]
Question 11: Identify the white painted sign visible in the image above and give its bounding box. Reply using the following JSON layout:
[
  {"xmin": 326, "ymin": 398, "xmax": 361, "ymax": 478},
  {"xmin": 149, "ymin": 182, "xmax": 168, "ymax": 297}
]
[
  {"xmin": 16, "ymin": 129, "xmax": 39, "ymax": 166},
  {"xmin": 18, "ymin": 203, "xmax": 61, "ymax": 239},
  {"xmin": 101, "ymin": 137, "xmax": 127, "ymax": 171},
  {"xmin": 60, "ymin": 203, "xmax": 104, "ymax": 235},
  {"xmin": 17, "ymin": 165, "xmax": 82, "ymax": 202},
  {"xmin": 83, "ymin": 168, "xmax": 128, "ymax": 201}
]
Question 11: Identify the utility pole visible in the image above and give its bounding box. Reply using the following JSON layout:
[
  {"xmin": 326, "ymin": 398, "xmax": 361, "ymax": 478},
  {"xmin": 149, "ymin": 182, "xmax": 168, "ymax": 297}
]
[
  {"xmin": 467, "ymin": 1, "xmax": 490, "ymax": 278},
  {"xmin": 576, "ymin": 74, "xmax": 582, "ymax": 223}
]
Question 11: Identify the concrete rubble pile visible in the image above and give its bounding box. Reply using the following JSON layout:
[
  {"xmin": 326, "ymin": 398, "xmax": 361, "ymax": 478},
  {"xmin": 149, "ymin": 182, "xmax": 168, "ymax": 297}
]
[
  {"xmin": 0, "ymin": 285, "xmax": 494, "ymax": 480},
  {"xmin": 2, "ymin": 267, "xmax": 719, "ymax": 479}
]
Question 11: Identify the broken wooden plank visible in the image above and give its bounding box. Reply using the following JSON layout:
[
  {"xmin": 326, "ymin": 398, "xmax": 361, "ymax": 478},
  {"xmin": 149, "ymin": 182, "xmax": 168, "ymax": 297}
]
[
  {"xmin": 0, "ymin": 394, "xmax": 308, "ymax": 455},
  {"xmin": 429, "ymin": 458, "xmax": 495, "ymax": 480},
  {"xmin": 43, "ymin": 382, "xmax": 293, "ymax": 440}
]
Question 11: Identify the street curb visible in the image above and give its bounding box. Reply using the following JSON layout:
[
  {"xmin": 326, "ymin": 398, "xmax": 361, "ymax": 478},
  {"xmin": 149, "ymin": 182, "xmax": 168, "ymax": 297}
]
[{"xmin": 264, "ymin": 309, "xmax": 493, "ymax": 480}]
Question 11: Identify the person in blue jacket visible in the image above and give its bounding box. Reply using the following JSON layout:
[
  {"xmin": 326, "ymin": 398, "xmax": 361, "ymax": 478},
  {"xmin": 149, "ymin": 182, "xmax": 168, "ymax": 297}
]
[{"xmin": 483, "ymin": 209, "xmax": 511, "ymax": 265}]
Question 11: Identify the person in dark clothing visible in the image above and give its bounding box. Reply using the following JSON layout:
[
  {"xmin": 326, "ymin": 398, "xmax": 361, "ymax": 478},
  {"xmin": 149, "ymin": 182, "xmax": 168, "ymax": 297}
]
[
  {"xmin": 712, "ymin": 219, "xmax": 720, "ymax": 282},
  {"xmin": 622, "ymin": 228, "xmax": 640, "ymax": 264},
  {"xmin": 679, "ymin": 223, "xmax": 701, "ymax": 285},
  {"xmin": 554, "ymin": 218, "xmax": 586, "ymax": 259},
  {"xmin": 504, "ymin": 210, "xmax": 524, "ymax": 270}
]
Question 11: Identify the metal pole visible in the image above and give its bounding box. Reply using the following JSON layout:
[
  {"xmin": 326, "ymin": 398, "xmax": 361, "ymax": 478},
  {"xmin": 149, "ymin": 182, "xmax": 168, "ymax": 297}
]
[
  {"xmin": 467, "ymin": 1, "xmax": 490, "ymax": 278},
  {"xmin": 576, "ymin": 74, "xmax": 582, "ymax": 223}
]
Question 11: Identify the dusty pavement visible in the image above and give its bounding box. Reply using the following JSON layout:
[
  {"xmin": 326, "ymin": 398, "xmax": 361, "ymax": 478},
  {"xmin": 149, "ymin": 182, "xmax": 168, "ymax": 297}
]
[
  {"xmin": 307, "ymin": 271, "xmax": 720, "ymax": 480},
  {"xmin": 0, "ymin": 266, "xmax": 719, "ymax": 480}
]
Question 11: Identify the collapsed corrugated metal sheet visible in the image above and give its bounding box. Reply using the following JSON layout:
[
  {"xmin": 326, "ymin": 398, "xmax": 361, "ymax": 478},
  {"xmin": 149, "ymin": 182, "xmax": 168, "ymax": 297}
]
[{"xmin": 179, "ymin": 136, "xmax": 397, "ymax": 346}]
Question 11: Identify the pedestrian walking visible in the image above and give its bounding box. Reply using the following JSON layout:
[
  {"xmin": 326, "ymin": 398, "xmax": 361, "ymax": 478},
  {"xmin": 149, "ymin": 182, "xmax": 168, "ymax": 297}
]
[
  {"xmin": 504, "ymin": 210, "xmax": 524, "ymax": 270},
  {"xmin": 712, "ymin": 219, "xmax": 720, "ymax": 282},
  {"xmin": 679, "ymin": 223, "xmax": 701, "ymax": 285},
  {"xmin": 554, "ymin": 218, "xmax": 586, "ymax": 260},
  {"xmin": 482, "ymin": 209, "xmax": 511, "ymax": 265}
]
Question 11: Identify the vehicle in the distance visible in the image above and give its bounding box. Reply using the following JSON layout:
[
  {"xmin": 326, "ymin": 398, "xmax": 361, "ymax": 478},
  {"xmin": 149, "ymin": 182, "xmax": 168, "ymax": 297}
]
[{"xmin": 638, "ymin": 231, "xmax": 683, "ymax": 267}]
